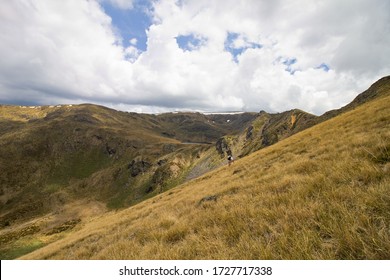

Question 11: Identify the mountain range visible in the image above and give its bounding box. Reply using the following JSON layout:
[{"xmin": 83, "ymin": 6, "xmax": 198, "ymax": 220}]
[{"xmin": 0, "ymin": 75, "xmax": 389, "ymax": 259}]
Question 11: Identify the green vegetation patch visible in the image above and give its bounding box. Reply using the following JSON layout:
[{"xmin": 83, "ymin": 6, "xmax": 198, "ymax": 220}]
[
  {"xmin": 0, "ymin": 238, "xmax": 45, "ymax": 260},
  {"xmin": 48, "ymin": 148, "xmax": 112, "ymax": 186}
]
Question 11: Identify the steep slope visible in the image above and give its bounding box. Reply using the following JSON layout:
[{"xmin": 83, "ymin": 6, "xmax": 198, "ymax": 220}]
[
  {"xmin": 217, "ymin": 109, "xmax": 317, "ymax": 158},
  {"xmin": 20, "ymin": 86, "xmax": 390, "ymax": 259}
]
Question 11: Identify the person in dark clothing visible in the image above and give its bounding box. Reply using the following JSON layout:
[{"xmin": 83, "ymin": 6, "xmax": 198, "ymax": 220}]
[{"xmin": 227, "ymin": 155, "xmax": 234, "ymax": 166}]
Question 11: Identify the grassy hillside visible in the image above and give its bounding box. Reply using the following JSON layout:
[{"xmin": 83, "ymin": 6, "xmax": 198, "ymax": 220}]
[
  {"xmin": 0, "ymin": 104, "xmax": 240, "ymax": 258},
  {"xmin": 20, "ymin": 88, "xmax": 390, "ymax": 259},
  {"xmin": 0, "ymin": 104, "xmax": 177, "ymax": 217}
]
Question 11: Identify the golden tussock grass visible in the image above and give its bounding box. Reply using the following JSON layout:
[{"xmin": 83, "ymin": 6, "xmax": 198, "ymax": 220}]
[{"xmin": 20, "ymin": 94, "xmax": 390, "ymax": 259}]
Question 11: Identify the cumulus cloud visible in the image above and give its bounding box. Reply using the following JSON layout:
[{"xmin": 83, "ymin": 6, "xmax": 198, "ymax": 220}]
[
  {"xmin": 0, "ymin": 0, "xmax": 389, "ymax": 115},
  {"xmin": 0, "ymin": 1, "xmax": 123, "ymax": 99}
]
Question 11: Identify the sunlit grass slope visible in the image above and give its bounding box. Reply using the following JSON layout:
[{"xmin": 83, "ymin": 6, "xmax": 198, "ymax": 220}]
[{"xmin": 21, "ymin": 94, "xmax": 390, "ymax": 259}]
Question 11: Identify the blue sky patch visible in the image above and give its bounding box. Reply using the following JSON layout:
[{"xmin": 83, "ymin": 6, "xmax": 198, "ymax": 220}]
[
  {"xmin": 101, "ymin": 0, "xmax": 153, "ymax": 51},
  {"xmin": 316, "ymin": 63, "xmax": 330, "ymax": 72},
  {"xmin": 283, "ymin": 58, "xmax": 297, "ymax": 66},
  {"xmin": 224, "ymin": 32, "xmax": 262, "ymax": 62},
  {"xmin": 283, "ymin": 57, "xmax": 298, "ymax": 74},
  {"xmin": 176, "ymin": 34, "xmax": 207, "ymax": 51}
]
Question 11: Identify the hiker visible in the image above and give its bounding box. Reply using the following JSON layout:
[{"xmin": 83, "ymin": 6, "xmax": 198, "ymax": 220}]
[{"xmin": 227, "ymin": 155, "xmax": 234, "ymax": 166}]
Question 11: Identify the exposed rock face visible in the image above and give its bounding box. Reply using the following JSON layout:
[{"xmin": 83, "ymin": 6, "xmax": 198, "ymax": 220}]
[
  {"xmin": 239, "ymin": 109, "xmax": 318, "ymax": 156},
  {"xmin": 216, "ymin": 137, "xmax": 232, "ymax": 156},
  {"xmin": 128, "ymin": 160, "xmax": 152, "ymax": 177},
  {"xmin": 157, "ymin": 159, "xmax": 167, "ymax": 166},
  {"xmin": 246, "ymin": 125, "xmax": 254, "ymax": 140},
  {"xmin": 150, "ymin": 158, "xmax": 185, "ymax": 193},
  {"xmin": 261, "ymin": 131, "xmax": 278, "ymax": 146},
  {"xmin": 198, "ymin": 195, "xmax": 218, "ymax": 206},
  {"xmin": 105, "ymin": 144, "xmax": 116, "ymax": 156},
  {"xmin": 45, "ymin": 219, "xmax": 81, "ymax": 235}
]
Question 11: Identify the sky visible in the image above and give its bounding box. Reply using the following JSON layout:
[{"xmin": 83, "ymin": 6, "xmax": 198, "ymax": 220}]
[{"xmin": 0, "ymin": 0, "xmax": 389, "ymax": 115}]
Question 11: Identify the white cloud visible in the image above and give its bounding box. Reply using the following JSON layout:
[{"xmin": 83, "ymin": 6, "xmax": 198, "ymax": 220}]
[
  {"xmin": 0, "ymin": 0, "xmax": 133, "ymax": 103},
  {"xmin": 129, "ymin": 38, "xmax": 138, "ymax": 45},
  {"xmin": 0, "ymin": 0, "xmax": 389, "ymax": 115}
]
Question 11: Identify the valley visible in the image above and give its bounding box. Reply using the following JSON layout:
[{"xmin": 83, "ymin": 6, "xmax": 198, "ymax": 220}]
[{"xmin": 0, "ymin": 76, "xmax": 389, "ymax": 259}]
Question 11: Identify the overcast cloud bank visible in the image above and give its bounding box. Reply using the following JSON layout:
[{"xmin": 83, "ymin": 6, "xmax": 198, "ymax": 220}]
[{"xmin": 0, "ymin": 0, "xmax": 389, "ymax": 114}]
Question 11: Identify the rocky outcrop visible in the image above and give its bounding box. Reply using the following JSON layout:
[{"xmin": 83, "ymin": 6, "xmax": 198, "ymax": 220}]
[
  {"xmin": 128, "ymin": 160, "xmax": 152, "ymax": 177},
  {"xmin": 216, "ymin": 137, "xmax": 232, "ymax": 157},
  {"xmin": 105, "ymin": 144, "xmax": 116, "ymax": 156},
  {"xmin": 246, "ymin": 125, "xmax": 254, "ymax": 140},
  {"xmin": 45, "ymin": 219, "xmax": 81, "ymax": 235}
]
